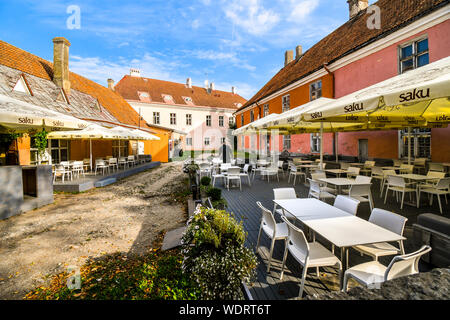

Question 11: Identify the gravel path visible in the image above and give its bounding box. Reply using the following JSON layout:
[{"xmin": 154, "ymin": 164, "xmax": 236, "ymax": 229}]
[{"xmin": 0, "ymin": 162, "xmax": 187, "ymax": 299}]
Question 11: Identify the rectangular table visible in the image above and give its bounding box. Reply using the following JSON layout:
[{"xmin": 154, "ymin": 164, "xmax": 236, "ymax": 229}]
[
  {"xmin": 318, "ymin": 177, "xmax": 369, "ymax": 194},
  {"xmin": 325, "ymin": 169, "xmax": 348, "ymax": 178},
  {"xmin": 273, "ymin": 198, "xmax": 405, "ymax": 289}
]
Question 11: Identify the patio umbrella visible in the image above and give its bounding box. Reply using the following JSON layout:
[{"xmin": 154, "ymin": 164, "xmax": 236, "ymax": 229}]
[
  {"xmin": 0, "ymin": 94, "xmax": 89, "ymax": 133},
  {"xmin": 129, "ymin": 129, "xmax": 160, "ymax": 141},
  {"xmin": 302, "ymin": 56, "xmax": 450, "ymax": 125}
]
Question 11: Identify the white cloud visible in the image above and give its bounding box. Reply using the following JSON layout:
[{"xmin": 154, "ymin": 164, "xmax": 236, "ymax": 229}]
[{"xmin": 287, "ymin": 0, "xmax": 320, "ymax": 22}]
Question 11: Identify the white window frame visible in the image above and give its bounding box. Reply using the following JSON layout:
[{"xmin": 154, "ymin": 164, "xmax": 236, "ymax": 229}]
[
  {"xmin": 311, "ymin": 133, "xmax": 321, "ymax": 153},
  {"xmin": 250, "ymin": 110, "xmax": 255, "ymax": 122},
  {"xmin": 186, "ymin": 114, "xmax": 192, "ymax": 126},
  {"xmin": 282, "ymin": 94, "xmax": 290, "ymax": 113},
  {"xmin": 219, "ymin": 115, "xmax": 224, "ymax": 127},
  {"xmin": 283, "ymin": 135, "xmax": 291, "ymax": 150},
  {"xmin": 399, "ymin": 35, "xmax": 429, "ymax": 74},
  {"xmin": 170, "ymin": 113, "xmax": 177, "ymax": 125},
  {"xmin": 186, "ymin": 137, "xmax": 193, "ymax": 146},
  {"xmin": 204, "ymin": 137, "xmax": 210, "ymax": 146},
  {"xmin": 263, "ymin": 104, "xmax": 269, "ymax": 117},
  {"xmin": 153, "ymin": 112, "xmax": 160, "ymax": 125},
  {"xmin": 310, "ymin": 80, "xmax": 322, "ymax": 101},
  {"xmin": 206, "ymin": 115, "xmax": 212, "ymax": 127}
]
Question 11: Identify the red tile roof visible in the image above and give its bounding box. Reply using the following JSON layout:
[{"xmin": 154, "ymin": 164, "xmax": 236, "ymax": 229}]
[
  {"xmin": 239, "ymin": 0, "xmax": 448, "ymax": 112},
  {"xmin": 0, "ymin": 39, "xmax": 165, "ymax": 133},
  {"xmin": 114, "ymin": 75, "xmax": 247, "ymax": 110}
]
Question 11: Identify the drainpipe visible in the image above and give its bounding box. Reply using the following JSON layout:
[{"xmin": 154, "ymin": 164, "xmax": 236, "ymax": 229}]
[{"xmin": 323, "ymin": 63, "xmax": 338, "ymax": 162}]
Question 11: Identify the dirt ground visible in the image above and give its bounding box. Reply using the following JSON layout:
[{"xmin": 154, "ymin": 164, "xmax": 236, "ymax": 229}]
[{"xmin": 0, "ymin": 162, "xmax": 188, "ymax": 300}]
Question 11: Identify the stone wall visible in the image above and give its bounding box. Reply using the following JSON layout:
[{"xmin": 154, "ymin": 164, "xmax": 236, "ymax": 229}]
[{"xmin": 307, "ymin": 269, "xmax": 450, "ymax": 300}]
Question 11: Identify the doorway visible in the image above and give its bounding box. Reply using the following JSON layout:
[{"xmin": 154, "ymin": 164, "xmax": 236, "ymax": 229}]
[{"xmin": 358, "ymin": 139, "xmax": 369, "ymax": 162}]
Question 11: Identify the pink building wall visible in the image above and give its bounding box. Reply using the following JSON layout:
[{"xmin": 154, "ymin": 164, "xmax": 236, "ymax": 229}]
[{"xmin": 335, "ymin": 20, "xmax": 450, "ymax": 161}]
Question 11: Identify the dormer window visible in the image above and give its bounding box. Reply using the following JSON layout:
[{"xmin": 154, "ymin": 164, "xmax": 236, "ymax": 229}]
[
  {"xmin": 138, "ymin": 91, "xmax": 151, "ymax": 102},
  {"xmin": 162, "ymin": 94, "xmax": 174, "ymax": 104},
  {"xmin": 182, "ymin": 96, "xmax": 194, "ymax": 105},
  {"xmin": 12, "ymin": 74, "xmax": 32, "ymax": 96},
  {"xmin": 55, "ymin": 88, "xmax": 70, "ymax": 104}
]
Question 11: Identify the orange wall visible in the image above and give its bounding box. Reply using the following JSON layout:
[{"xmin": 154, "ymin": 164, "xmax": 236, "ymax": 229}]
[
  {"xmin": 17, "ymin": 134, "xmax": 31, "ymax": 165},
  {"xmin": 431, "ymin": 127, "xmax": 450, "ymax": 163}
]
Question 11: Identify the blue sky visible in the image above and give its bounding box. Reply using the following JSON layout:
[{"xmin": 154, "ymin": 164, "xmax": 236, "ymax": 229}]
[{"xmin": 0, "ymin": 0, "xmax": 374, "ymax": 100}]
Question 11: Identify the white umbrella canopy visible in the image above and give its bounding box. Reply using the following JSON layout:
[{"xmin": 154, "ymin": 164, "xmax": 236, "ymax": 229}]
[
  {"xmin": 47, "ymin": 123, "xmax": 121, "ymax": 139},
  {"xmin": 232, "ymin": 113, "xmax": 280, "ymax": 135},
  {"xmin": 130, "ymin": 129, "xmax": 160, "ymax": 141},
  {"xmin": 302, "ymin": 56, "xmax": 450, "ymax": 125},
  {"xmin": 109, "ymin": 126, "xmax": 141, "ymax": 140},
  {"xmin": 0, "ymin": 94, "xmax": 89, "ymax": 133}
]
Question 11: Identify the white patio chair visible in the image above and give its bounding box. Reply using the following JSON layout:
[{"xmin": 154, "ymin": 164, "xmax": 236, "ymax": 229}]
[
  {"xmin": 53, "ymin": 164, "xmax": 72, "ymax": 182},
  {"xmin": 288, "ymin": 164, "xmax": 306, "ymax": 186},
  {"xmin": 348, "ymin": 184, "xmax": 374, "ymax": 211},
  {"xmin": 277, "ymin": 160, "xmax": 286, "ymax": 177},
  {"xmin": 118, "ymin": 157, "xmax": 128, "ymax": 170},
  {"xmin": 108, "ymin": 158, "xmax": 118, "ymax": 172},
  {"xmin": 371, "ymin": 167, "xmax": 385, "ymax": 192},
  {"xmin": 418, "ymin": 177, "xmax": 450, "ymax": 214},
  {"xmin": 353, "ymin": 208, "xmax": 407, "ymax": 261},
  {"xmin": 82, "ymin": 158, "xmax": 91, "ymax": 172},
  {"xmin": 220, "ymin": 163, "xmax": 232, "ymax": 174},
  {"xmin": 127, "ymin": 155, "xmax": 136, "ymax": 167},
  {"xmin": 95, "ymin": 159, "xmax": 109, "ymax": 175},
  {"xmin": 225, "ymin": 167, "xmax": 242, "ymax": 190},
  {"xmin": 392, "ymin": 159, "xmax": 404, "ymax": 167},
  {"xmin": 423, "ymin": 170, "xmax": 446, "ymax": 186},
  {"xmin": 72, "ymin": 161, "xmax": 85, "ymax": 179},
  {"xmin": 360, "ymin": 161, "xmax": 376, "ymax": 176},
  {"xmin": 255, "ymin": 201, "xmax": 288, "ymax": 273},
  {"xmin": 413, "ymin": 158, "xmax": 427, "ymax": 174},
  {"xmin": 239, "ymin": 164, "xmax": 252, "ymax": 186},
  {"xmin": 343, "ymin": 245, "xmax": 431, "ymax": 292},
  {"xmin": 334, "ymin": 195, "xmax": 360, "ymax": 215},
  {"xmin": 399, "ymin": 164, "xmax": 414, "ymax": 174},
  {"xmin": 307, "ymin": 178, "xmax": 336, "ymax": 201},
  {"xmin": 311, "ymin": 172, "xmax": 337, "ymax": 195},
  {"xmin": 380, "ymin": 169, "xmax": 397, "ymax": 198},
  {"xmin": 340, "ymin": 162, "xmax": 351, "ymax": 170},
  {"xmin": 211, "ymin": 166, "xmax": 225, "ymax": 187},
  {"xmin": 261, "ymin": 165, "xmax": 279, "ymax": 183},
  {"xmin": 273, "ymin": 188, "xmax": 297, "ymax": 221},
  {"xmin": 342, "ymin": 175, "xmax": 372, "ymax": 194},
  {"xmin": 346, "ymin": 167, "xmax": 361, "ymax": 179},
  {"xmin": 199, "ymin": 162, "xmax": 212, "ymax": 179},
  {"xmin": 384, "ymin": 175, "xmax": 417, "ymax": 209},
  {"xmin": 279, "ymin": 215, "xmax": 342, "ymax": 299}
]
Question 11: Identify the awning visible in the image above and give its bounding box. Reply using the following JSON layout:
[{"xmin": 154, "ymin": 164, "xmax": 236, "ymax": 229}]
[
  {"xmin": 232, "ymin": 113, "xmax": 280, "ymax": 135},
  {"xmin": 302, "ymin": 56, "xmax": 450, "ymax": 126},
  {"xmin": 0, "ymin": 94, "xmax": 89, "ymax": 133},
  {"xmin": 130, "ymin": 129, "xmax": 160, "ymax": 141},
  {"xmin": 47, "ymin": 123, "xmax": 122, "ymax": 140}
]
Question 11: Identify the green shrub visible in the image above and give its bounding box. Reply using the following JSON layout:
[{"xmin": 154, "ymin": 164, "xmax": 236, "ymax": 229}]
[
  {"xmin": 206, "ymin": 187, "xmax": 221, "ymax": 201},
  {"xmin": 200, "ymin": 176, "xmax": 211, "ymax": 186},
  {"xmin": 181, "ymin": 207, "xmax": 258, "ymax": 300}
]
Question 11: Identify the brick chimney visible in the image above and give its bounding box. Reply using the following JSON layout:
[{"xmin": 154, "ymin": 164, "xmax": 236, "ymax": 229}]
[
  {"xmin": 295, "ymin": 45, "xmax": 303, "ymax": 60},
  {"xmin": 186, "ymin": 77, "xmax": 192, "ymax": 88},
  {"xmin": 52, "ymin": 37, "xmax": 71, "ymax": 95},
  {"xmin": 347, "ymin": 0, "xmax": 369, "ymax": 19},
  {"xmin": 130, "ymin": 68, "xmax": 141, "ymax": 77},
  {"xmin": 107, "ymin": 78, "xmax": 115, "ymax": 91},
  {"xmin": 231, "ymin": 86, "xmax": 237, "ymax": 94},
  {"xmin": 284, "ymin": 50, "xmax": 294, "ymax": 66}
]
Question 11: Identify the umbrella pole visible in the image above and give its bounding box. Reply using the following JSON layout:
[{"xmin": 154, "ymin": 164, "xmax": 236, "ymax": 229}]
[
  {"xmin": 90, "ymin": 139, "xmax": 92, "ymax": 172},
  {"xmin": 408, "ymin": 127, "xmax": 412, "ymax": 165},
  {"xmin": 335, "ymin": 132, "xmax": 339, "ymax": 163},
  {"xmin": 320, "ymin": 122, "xmax": 324, "ymax": 170}
]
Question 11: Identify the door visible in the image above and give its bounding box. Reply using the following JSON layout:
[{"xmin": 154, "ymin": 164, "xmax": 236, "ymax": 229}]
[{"xmin": 358, "ymin": 139, "xmax": 369, "ymax": 162}]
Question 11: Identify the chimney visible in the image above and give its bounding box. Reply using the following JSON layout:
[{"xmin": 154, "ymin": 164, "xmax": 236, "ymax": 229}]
[
  {"xmin": 107, "ymin": 79, "xmax": 115, "ymax": 91},
  {"xmin": 130, "ymin": 68, "xmax": 141, "ymax": 77},
  {"xmin": 231, "ymin": 86, "xmax": 237, "ymax": 94},
  {"xmin": 186, "ymin": 77, "xmax": 192, "ymax": 88},
  {"xmin": 204, "ymin": 79, "xmax": 209, "ymax": 89},
  {"xmin": 210, "ymin": 82, "xmax": 215, "ymax": 91},
  {"xmin": 284, "ymin": 50, "xmax": 294, "ymax": 66},
  {"xmin": 347, "ymin": 0, "xmax": 369, "ymax": 19},
  {"xmin": 295, "ymin": 45, "xmax": 303, "ymax": 60},
  {"xmin": 52, "ymin": 37, "xmax": 71, "ymax": 95}
]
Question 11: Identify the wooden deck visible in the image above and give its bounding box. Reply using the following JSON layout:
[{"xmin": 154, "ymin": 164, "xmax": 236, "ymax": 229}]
[{"xmin": 218, "ymin": 170, "xmax": 441, "ymax": 300}]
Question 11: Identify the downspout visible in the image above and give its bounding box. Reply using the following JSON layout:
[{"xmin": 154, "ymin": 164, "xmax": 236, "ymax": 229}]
[{"xmin": 323, "ymin": 63, "xmax": 338, "ymax": 162}]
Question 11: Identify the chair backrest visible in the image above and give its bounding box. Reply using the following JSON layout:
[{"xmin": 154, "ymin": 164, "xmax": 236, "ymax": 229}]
[
  {"xmin": 355, "ymin": 175, "xmax": 372, "ymax": 183},
  {"xmin": 273, "ymin": 188, "xmax": 297, "ymax": 200},
  {"xmin": 278, "ymin": 160, "xmax": 284, "ymax": 168},
  {"xmin": 428, "ymin": 163, "xmax": 444, "ymax": 172},
  {"xmin": 435, "ymin": 177, "xmax": 450, "ymax": 190},
  {"xmin": 387, "ymin": 175, "xmax": 406, "ymax": 188},
  {"xmin": 311, "ymin": 172, "xmax": 326, "ymax": 181},
  {"xmin": 256, "ymin": 201, "xmax": 276, "ymax": 235},
  {"xmin": 364, "ymin": 160, "xmax": 376, "ymax": 168},
  {"xmin": 393, "ymin": 159, "xmax": 404, "ymax": 167},
  {"xmin": 200, "ymin": 163, "xmax": 210, "ymax": 169},
  {"xmin": 227, "ymin": 167, "xmax": 241, "ymax": 175},
  {"xmin": 371, "ymin": 167, "xmax": 384, "ymax": 176},
  {"xmin": 383, "ymin": 169, "xmax": 396, "ymax": 177},
  {"xmin": 96, "ymin": 159, "xmax": 106, "ymax": 166},
  {"xmin": 369, "ymin": 208, "xmax": 407, "ymax": 236},
  {"xmin": 349, "ymin": 184, "xmax": 371, "ymax": 197},
  {"xmin": 348, "ymin": 167, "xmax": 360, "ymax": 174},
  {"xmin": 340, "ymin": 162, "xmax": 351, "ymax": 170},
  {"xmin": 333, "ymin": 195, "xmax": 360, "ymax": 215},
  {"xmin": 127, "ymin": 155, "xmax": 134, "ymax": 161},
  {"xmin": 60, "ymin": 161, "xmax": 70, "ymax": 166},
  {"xmin": 426, "ymin": 171, "xmax": 446, "ymax": 180},
  {"xmin": 308, "ymin": 178, "xmax": 322, "ymax": 194},
  {"xmin": 83, "ymin": 158, "xmax": 90, "ymax": 164},
  {"xmin": 281, "ymin": 215, "xmax": 310, "ymax": 261},
  {"xmin": 109, "ymin": 158, "xmax": 117, "ymax": 164},
  {"xmin": 243, "ymin": 164, "xmax": 250, "ymax": 173},
  {"xmin": 414, "ymin": 158, "xmax": 427, "ymax": 166},
  {"xmin": 400, "ymin": 164, "xmax": 414, "ymax": 173},
  {"xmin": 384, "ymin": 245, "xmax": 432, "ymax": 281},
  {"xmin": 221, "ymin": 163, "xmax": 232, "ymax": 170}
]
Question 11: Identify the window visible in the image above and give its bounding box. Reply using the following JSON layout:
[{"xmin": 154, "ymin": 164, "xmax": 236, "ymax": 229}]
[
  {"xmin": 204, "ymin": 137, "xmax": 210, "ymax": 146},
  {"xmin": 399, "ymin": 37, "xmax": 429, "ymax": 74},
  {"xmin": 170, "ymin": 113, "xmax": 176, "ymax": 125},
  {"xmin": 282, "ymin": 135, "xmax": 291, "ymax": 150},
  {"xmin": 186, "ymin": 137, "xmax": 192, "ymax": 146},
  {"xmin": 250, "ymin": 110, "xmax": 254, "ymax": 122},
  {"xmin": 221, "ymin": 137, "xmax": 226, "ymax": 144},
  {"xmin": 112, "ymin": 140, "xmax": 128, "ymax": 158},
  {"xmin": 282, "ymin": 95, "xmax": 290, "ymax": 113},
  {"xmin": 228, "ymin": 116, "xmax": 234, "ymax": 127},
  {"xmin": 241, "ymin": 114, "xmax": 244, "ymax": 126},
  {"xmin": 186, "ymin": 114, "xmax": 192, "ymax": 126},
  {"xmin": 310, "ymin": 80, "xmax": 322, "ymax": 101},
  {"xmin": 153, "ymin": 112, "xmax": 160, "ymax": 125},
  {"xmin": 219, "ymin": 116, "xmax": 224, "ymax": 127},
  {"xmin": 206, "ymin": 115, "xmax": 212, "ymax": 127},
  {"xmin": 311, "ymin": 133, "xmax": 321, "ymax": 153},
  {"xmin": 263, "ymin": 104, "xmax": 269, "ymax": 117},
  {"xmin": 162, "ymin": 94, "xmax": 174, "ymax": 104},
  {"xmin": 400, "ymin": 128, "xmax": 431, "ymax": 159},
  {"xmin": 183, "ymin": 96, "xmax": 194, "ymax": 105}
]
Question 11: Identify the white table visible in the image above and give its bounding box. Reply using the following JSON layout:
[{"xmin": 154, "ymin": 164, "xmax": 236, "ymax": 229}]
[
  {"xmin": 318, "ymin": 177, "xmax": 369, "ymax": 194},
  {"xmin": 273, "ymin": 198, "xmax": 405, "ymax": 289},
  {"xmin": 325, "ymin": 169, "xmax": 348, "ymax": 178}
]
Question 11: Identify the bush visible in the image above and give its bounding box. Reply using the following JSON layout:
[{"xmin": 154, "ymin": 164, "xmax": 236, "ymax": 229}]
[
  {"xmin": 200, "ymin": 176, "xmax": 211, "ymax": 186},
  {"xmin": 181, "ymin": 206, "xmax": 258, "ymax": 300},
  {"xmin": 206, "ymin": 187, "xmax": 221, "ymax": 201}
]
